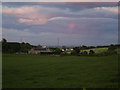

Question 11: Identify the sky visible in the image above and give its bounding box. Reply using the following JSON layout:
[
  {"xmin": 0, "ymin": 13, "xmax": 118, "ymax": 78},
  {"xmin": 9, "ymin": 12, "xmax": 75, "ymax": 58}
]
[
  {"xmin": 1, "ymin": 2, "xmax": 119, "ymax": 46},
  {"xmin": 1, "ymin": 0, "xmax": 120, "ymax": 2}
]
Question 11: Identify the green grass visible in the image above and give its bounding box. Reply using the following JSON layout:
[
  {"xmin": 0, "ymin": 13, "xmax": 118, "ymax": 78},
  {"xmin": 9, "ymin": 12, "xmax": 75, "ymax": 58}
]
[
  {"xmin": 81, "ymin": 47, "xmax": 108, "ymax": 54},
  {"xmin": 117, "ymin": 48, "xmax": 120, "ymax": 54},
  {"xmin": 0, "ymin": 53, "xmax": 2, "ymax": 89},
  {"xmin": 3, "ymin": 54, "xmax": 118, "ymax": 88}
]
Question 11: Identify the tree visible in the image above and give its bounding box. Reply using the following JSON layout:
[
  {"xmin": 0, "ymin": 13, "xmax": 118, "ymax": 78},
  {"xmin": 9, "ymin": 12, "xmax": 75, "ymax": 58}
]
[
  {"xmin": 20, "ymin": 42, "xmax": 32, "ymax": 53},
  {"xmin": 108, "ymin": 44, "xmax": 117, "ymax": 51},
  {"xmin": 83, "ymin": 51, "xmax": 88, "ymax": 55},
  {"xmin": 2, "ymin": 38, "xmax": 33, "ymax": 53},
  {"xmin": 106, "ymin": 44, "xmax": 117, "ymax": 55},
  {"xmin": 79, "ymin": 51, "xmax": 88, "ymax": 56},
  {"xmin": 71, "ymin": 50, "xmax": 77, "ymax": 55},
  {"xmin": 2, "ymin": 38, "xmax": 8, "ymax": 53},
  {"xmin": 62, "ymin": 46, "xmax": 67, "ymax": 51},
  {"xmin": 2, "ymin": 38, "xmax": 7, "ymax": 43},
  {"xmin": 37, "ymin": 45, "xmax": 42, "ymax": 48},
  {"xmin": 7, "ymin": 42, "xmax": 21, "ymax": 53},
  {"xmin": 89, "ymin": 50, "xmax": 95, "ymax": 55},
  {"xmin": 73, "ymin": 47, "xmax": 80, "ymax": 54},
  {"xmin": 81, "ymin": 45, "xmax": 87, "ymax": 49},
  {"xmin": 55, "ymin": 48, "xmax": 62, "ymax": 54}
]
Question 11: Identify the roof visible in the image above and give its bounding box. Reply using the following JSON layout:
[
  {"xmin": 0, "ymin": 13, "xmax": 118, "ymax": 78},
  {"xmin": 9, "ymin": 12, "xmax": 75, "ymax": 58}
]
[{"xmin": 34, "ymin": 48, "xmax": 47, "ymax": 51}]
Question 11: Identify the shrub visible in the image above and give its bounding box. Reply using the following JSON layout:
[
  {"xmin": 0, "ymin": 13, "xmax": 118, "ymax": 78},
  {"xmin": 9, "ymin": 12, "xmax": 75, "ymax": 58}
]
[
  {"xmin": 61, "ymin": 52, "xmax": 69, "ymax": 56},
  {"xmin": 79, "ymin": 51, "xmax": 88, "ymax": 56},
  {"xmin": 108, "ymin": 44, "xmax": 117, "ymax": 51},
  {"xmin": 55, "ymin": 48, "xmax": 62, "ymax": 54},
  {"xmin": 96, "ymin": 50, "xmax": 117, "ymax": 56},
  {"xmin": 71, "ymin": 50, "xmax": 78, "ymax": 55},
  {"xmin": 89, "ymin": 50, "xmax": 95, "ymax": 55}
]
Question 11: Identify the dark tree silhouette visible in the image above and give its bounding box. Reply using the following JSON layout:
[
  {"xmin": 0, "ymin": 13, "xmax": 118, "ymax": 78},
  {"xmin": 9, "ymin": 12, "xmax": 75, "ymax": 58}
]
[{"xmin": 89, "ymin": 50, "xmax": 95, "ymax": 55}]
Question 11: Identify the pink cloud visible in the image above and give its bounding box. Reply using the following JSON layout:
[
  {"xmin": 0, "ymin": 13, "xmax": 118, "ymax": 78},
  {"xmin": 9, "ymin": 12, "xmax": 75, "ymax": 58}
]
[
  {"xmin": 18, "ymin": 18, "xmax": 33, "ymax": 23},
  {"xmin": 18, "ymin": 17, "xmax": 48, "ymax": 25},
  {"xmin": 65, "ymin": 0, "xmax": 118, "ymax": 1},
  {"xmin": 3, "ymin": 7, "xmax": 38, "ymax": 15},
  {"xmin": 68, "ymin": 23, "xmax": 77, "ymax": 29},
  {"xmin": 3, "ymin": 7, "xmax": 48, "ymax": 25}
]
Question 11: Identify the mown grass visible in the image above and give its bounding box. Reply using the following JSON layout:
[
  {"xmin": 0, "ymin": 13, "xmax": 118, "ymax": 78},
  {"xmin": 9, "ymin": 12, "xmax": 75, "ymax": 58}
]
[{"xmin": 2, "ymin": 54, "xmax": 118, "ymax": 88}]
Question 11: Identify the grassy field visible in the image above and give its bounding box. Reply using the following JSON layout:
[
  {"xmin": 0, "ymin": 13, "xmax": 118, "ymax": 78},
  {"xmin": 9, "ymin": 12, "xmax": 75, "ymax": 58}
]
[
  {"xmin": 3, "ymin": 54, "xmax": 118, "ymax": 88},
  {"xmin": 63, "ymin": 47, "xmax": 108, "ymax": 55},
  {"xmin": 0, "ymin": 53, "xmax": 2, "ymax": 89},
  {"xmin": 81, "ymin": 47, "xmax": 108, "ymax": 54}
]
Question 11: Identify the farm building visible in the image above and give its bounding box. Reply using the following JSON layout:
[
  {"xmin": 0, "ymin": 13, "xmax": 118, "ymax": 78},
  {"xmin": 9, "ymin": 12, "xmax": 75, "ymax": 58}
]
[{"xmin": 28, "ymin": 47, "xmax": 52, "ymax": 54}]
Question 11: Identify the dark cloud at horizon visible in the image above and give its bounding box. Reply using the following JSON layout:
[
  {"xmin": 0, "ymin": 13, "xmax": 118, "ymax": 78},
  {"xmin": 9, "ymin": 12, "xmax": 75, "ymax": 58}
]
[{"xmin": 3, "ymin": 2, "xmax": 118, "ymax": 12}]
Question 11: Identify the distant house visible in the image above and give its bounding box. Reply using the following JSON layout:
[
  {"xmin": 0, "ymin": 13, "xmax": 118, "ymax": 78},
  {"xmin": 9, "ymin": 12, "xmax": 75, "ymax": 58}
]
[
  {"xmin": 28, "ymin": 47, "xmax": 52, "ymax": 54},
  {"xmin": 62, "ymin": 48, "xmax": 73, "ymax": 52}
]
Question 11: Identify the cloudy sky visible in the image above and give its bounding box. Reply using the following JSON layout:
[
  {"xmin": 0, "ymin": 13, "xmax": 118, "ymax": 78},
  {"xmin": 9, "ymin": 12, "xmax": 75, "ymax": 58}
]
[
  {"xmin": 2, "ymin": 2, "xmax": 118, "ymax": 46},
  {"xmin": 1, "ymin": 0, "xmax": 120, "ymax": 2}
]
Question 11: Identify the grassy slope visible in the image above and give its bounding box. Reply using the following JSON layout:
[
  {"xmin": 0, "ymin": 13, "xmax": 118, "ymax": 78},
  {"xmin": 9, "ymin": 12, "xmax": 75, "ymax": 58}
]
[
  {"xmin": 3, "ymin": 54, "xmax": 118, "ymax": 88},
  {"xmin": 81, "ymin": 48, "xmax": 108, "ymax": 54}
]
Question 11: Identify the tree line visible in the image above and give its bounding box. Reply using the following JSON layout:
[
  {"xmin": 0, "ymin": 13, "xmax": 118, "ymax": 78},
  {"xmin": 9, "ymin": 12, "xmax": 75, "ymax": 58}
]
[
  {"xmin": 1, "ymin": 38, "xmax": 120, "ymax": 56},
  {"xmin": 61, "ymin": 44, "xmax": 119, "ymax": 56},
  {"xmin": 1, "ymin": 38, "xmax": 33, "ymax": 53}
]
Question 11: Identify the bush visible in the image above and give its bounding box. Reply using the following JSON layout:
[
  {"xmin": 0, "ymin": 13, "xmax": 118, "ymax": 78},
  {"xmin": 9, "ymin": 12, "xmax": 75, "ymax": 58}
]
[
  {"xmin": 79, "ymin": 51, "xmax": 88, "ymax": 56},
  {"xmin": 71, "ymin": 50, "xmax": 78, "ymax": 55},
  {"xmin": 55, "ymin": 48, "xmax": 62, "ymax": 54},
  {"xmin": 108, "ymin": 44, "xmax": 117, "ymax": 51},
  {"xmin": 106, "ymin": 51, "xmax": 117, "ymax": 55},
  {"xmin": 40, "ymin": 52, "xmax": 56, "ymax": 55},
  {"xmin": 89, "ymin": 50, "xmax": 95, "ymax": 55},
  {"xmin": 61, "ymin": 52, "xmax": 69, "ymax": 56},
  {"xmin": 95, "ymin": 50, "xmax": 117, "ymax": 56},
  {"xmin": 73, "ymin": 47, "xmax": 80, "ymax": 54}
]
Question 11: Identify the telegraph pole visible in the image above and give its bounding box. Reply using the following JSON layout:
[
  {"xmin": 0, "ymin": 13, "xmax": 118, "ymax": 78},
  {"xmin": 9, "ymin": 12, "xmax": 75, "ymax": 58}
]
[
  {"xmin": 20, "ymin": 37, "xmax": 23, "ymax": 43},
  {"xmin": 57, "ymin": 37, "xmax": 59, "ymax": 47}
]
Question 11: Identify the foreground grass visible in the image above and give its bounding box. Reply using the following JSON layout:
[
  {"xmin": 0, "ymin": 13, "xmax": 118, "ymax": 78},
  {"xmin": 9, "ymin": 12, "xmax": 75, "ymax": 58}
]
[
  {"xmin": 3, "ymin": 54, "xmax": 118, "ymax": 88},
  {"xmin": 0, "ymin": 53, "xmax": 2, "ymax": 89}
]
